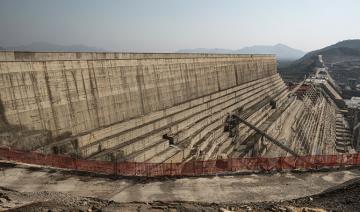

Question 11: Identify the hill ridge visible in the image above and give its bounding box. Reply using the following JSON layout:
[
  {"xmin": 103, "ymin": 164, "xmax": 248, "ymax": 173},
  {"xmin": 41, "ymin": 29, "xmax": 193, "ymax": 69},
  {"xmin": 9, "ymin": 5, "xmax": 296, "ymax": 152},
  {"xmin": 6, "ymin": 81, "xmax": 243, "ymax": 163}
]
[
  {"xmin": 279, "ymin": 39, "xmax": 360, "ymax": 82},
  {"xmin": 177, "ymin": 43, "xmax": 306, "ymax": 60}
]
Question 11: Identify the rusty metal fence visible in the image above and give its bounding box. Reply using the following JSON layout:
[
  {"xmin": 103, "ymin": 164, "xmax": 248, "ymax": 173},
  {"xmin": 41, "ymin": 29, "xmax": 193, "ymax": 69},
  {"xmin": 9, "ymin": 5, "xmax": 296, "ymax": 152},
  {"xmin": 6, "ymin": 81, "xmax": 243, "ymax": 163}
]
[{"xmin": 1, "ymin": 147, "xmax": 360, "ymax": 177}]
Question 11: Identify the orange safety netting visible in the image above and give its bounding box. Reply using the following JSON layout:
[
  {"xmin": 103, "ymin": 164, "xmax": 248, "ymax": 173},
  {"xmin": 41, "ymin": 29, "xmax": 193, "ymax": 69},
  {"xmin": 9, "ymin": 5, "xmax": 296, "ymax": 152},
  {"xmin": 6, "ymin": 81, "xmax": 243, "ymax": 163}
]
[{"xmin": 0, "ymin": 147, "xmax": 359, "ymax": 177}]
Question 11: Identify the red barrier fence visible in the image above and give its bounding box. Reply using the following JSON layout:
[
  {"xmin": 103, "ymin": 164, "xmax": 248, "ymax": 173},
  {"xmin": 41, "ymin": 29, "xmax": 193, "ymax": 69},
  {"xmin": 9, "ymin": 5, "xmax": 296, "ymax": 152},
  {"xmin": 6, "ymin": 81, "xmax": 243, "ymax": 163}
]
[{"xmin": 1, "ymin": 147, "xmax": 360, "ymax": 177}]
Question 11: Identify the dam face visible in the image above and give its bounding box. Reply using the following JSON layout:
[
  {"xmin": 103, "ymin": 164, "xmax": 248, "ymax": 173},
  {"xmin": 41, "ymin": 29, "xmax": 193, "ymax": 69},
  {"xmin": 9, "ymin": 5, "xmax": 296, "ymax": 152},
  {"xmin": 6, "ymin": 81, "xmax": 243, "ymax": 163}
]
[{"xmin": 0, "ymin": 51, "xmax": 342, "ymax": 163}]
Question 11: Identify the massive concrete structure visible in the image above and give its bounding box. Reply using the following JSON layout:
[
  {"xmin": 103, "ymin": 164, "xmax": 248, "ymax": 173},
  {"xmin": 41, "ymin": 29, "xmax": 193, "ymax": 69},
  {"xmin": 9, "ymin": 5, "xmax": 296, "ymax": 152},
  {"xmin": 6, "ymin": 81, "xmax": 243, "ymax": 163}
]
[{"xmin": 0, "ymin": 51, "xmax": 346, "ymax": 163}]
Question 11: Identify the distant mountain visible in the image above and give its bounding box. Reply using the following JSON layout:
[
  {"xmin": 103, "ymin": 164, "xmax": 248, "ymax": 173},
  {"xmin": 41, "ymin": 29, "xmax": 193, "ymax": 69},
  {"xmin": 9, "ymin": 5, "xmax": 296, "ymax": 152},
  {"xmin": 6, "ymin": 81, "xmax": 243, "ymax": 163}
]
[
  {"xmin": 177, "ymin": 48, "xmax": 234, "ymax": 54},
  {"xmin": 237, "ymin": 44, "xmax": 305, "ymax": 60},
  {"xmin": 0, "ymin": 46, "xmax": 5, "ymax": 51},
  {"xmin": 4, "ymin": 42, "xmax": 106, "ymax": 52},
  {"xmin": 279, "ymin": 39, "xmax": 360, "ymax": 82},
  {"xmin": 177, "ymin": 44, "xmax": 306, "ymax": 60}
]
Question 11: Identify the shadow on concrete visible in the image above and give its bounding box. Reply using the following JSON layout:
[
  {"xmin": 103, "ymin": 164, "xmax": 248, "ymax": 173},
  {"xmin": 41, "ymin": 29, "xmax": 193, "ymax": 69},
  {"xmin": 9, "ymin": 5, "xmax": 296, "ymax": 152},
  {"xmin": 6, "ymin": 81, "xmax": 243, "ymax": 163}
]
[{"xmin": 0, "ymin": 98, "xmax": 52, "ymax": 151}]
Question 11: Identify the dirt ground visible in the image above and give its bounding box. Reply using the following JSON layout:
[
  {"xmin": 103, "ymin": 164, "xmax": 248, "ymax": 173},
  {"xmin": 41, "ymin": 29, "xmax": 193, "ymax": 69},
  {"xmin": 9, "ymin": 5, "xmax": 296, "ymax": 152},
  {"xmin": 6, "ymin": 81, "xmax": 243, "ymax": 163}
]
[
  {"xmin": 1, "ymin": 178, "xmax": 360, "ymax": 212},
  {"xmin": 1, "ymin": 161, "xmax": 360, "ymax": 211}
]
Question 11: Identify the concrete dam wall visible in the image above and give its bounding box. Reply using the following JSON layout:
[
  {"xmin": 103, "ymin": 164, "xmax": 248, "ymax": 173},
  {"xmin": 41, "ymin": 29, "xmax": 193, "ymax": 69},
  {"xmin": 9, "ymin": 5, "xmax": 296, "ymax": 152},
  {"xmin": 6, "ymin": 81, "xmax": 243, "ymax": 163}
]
[
  {"xmin": 0, "ymin": 52, "xmax": 279, "ymax": 160},
  {"xmin": 1, "ymin": 51, "xmax": 340, "ymax": 163},
  {"xmin": 0, "ymin": 52, "xmax": 275, "ymax": 135}
]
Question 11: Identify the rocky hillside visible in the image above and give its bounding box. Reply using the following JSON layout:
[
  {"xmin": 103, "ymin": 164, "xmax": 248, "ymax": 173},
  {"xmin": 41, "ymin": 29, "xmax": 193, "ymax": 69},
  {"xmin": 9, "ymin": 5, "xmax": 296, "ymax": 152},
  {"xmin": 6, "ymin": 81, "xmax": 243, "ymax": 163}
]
[{"xmin": 279, "ymin": 39, "xmax": 360, "ymax": 82}]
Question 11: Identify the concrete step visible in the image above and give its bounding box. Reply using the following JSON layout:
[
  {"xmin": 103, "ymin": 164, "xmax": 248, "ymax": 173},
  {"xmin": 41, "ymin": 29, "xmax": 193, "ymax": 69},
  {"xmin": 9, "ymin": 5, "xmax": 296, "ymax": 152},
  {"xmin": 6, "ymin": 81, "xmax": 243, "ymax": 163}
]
[
  {"xmin": 127, "ymin": 139, "xmax": 170, "ymax": 162},
  {"xmin": 161, "ymin": 80, "xmax": 287, "ymax": 162},
  {"xmin": 146, "ymin": 146, "xmax": 182, "ymax": 163},
  {"xmin": 212, "ymin": 87, "xmax": 289, "ymax": 158}
]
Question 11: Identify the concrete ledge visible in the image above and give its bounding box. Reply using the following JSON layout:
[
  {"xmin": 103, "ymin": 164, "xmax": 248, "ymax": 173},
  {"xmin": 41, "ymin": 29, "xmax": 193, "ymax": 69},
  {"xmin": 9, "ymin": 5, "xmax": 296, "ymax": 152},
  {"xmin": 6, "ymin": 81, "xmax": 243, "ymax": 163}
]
[{"xmin": 0, "ymin": 51, "xmax": 275, "ymax": 61}]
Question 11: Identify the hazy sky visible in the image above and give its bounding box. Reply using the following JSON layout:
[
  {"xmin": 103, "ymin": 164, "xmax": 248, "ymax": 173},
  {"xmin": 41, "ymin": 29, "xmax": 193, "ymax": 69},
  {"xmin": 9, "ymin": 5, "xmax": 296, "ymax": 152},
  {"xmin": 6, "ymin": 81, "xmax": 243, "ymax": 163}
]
[{"xmin": 0, "ymin": 0, "xmax": 359, "ymax": 52}]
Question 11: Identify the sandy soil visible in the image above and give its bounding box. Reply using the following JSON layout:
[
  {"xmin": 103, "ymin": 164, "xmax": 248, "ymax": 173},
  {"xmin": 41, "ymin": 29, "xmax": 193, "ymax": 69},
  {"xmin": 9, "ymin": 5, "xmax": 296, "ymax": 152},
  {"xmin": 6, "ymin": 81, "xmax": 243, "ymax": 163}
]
[
  {"xmin": 0, "ymin": 161, "xmax": 360, "ymax": 211},
  {"xmin": 2, "ymin": 180, "xmax": 360, "ymax": 212}
]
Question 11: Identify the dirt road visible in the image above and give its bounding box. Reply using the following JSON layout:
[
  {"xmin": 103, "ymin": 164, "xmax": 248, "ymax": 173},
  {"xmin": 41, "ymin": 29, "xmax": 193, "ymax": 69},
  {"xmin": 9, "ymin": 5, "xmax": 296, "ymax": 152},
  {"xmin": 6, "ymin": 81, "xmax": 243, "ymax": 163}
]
[{"xmin": 1, "ymin": 161, "xmax": 359, "ymax": 204}]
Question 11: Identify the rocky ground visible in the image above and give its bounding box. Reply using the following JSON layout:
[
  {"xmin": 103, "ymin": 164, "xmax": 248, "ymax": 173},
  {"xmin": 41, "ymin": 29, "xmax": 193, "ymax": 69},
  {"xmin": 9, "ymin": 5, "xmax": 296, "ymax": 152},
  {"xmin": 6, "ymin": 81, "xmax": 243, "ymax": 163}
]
[
  {"xmin": 1, "ymin": 177, "xmax": 360, "ymax": 212},
  {"xmin": 1, "ymin": 160, "xmax": 360, "ymax": 211}
]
